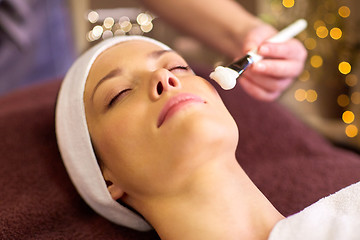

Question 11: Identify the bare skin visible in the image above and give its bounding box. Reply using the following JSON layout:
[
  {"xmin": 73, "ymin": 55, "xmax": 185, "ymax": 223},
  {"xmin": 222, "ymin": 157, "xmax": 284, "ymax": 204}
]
[{"xmin": 83, "ymin": 40, "xmax": 284, "ymax": 240}]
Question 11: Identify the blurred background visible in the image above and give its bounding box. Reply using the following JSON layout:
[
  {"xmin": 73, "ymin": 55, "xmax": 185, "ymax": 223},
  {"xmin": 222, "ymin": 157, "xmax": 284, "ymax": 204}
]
[{"xmin": 0, "ymin": 0, "xmax": 359, "ymax": 151}]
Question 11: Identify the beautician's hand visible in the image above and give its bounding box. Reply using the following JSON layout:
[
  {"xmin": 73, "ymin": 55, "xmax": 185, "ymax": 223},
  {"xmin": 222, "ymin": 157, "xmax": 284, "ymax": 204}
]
[{"xmin": 239, "ymin": 24, "xmax": 307, "ymax": 101}]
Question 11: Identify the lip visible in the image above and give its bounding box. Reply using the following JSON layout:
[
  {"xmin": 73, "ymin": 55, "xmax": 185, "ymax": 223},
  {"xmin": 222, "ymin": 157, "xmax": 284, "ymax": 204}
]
[{"xmin": 157, "ymin": 93, "xmax": 206, "ymax": 128}]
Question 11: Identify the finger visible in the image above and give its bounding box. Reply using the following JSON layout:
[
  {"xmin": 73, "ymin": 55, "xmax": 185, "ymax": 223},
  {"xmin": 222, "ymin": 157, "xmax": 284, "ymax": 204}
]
[
  {"xmin": 250, "ymin": 58, "xmax": 305, "ymax": 79},
  {"xmin": 243, "ymin": 25, "xmax": 278, "ymax": 53},
  {"xmin": 241, "ymin": 71, "xmax": 293, "ymax": 93},
  {"xmin": 258, "ymin": 38, "xmax": 307, "ymax": 61},
  {"xmin": 238, "ymin": 77, "xmax": 281, "ymax": 101}
]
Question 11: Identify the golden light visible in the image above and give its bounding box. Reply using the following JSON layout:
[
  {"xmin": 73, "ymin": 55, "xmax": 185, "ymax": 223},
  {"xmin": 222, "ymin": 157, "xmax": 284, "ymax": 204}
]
[
  {"xmin": 338, "ymin": 61, "xmax": 351, "ymax": 75},
  {"xmin": 310, "ymin": 55, "xmax": 323, "ymax": 68},
  {"xmin": 86, "ymin": 31, "xmax": 95, "ymax": 42},
  {"xmin": 137, "ymin": 13, "xmax": 151, "ymax": 26},
  {"xmin": 351, "ymin": 92, "xmax": 360, "ymax": 105},
  {"xmin": 103, "ymin": 17, "xmax": 115, "ymax": 29},
  {"xmin": 294, "ymin": 89, "xmax": 306, "ymax": 102},
  {"xmin": 345, "ymin": 125, "xmax": 358, "ymax": 138},
  {"xmin": 114, "ymin": 29, "xmax": 125, "ymax": 36},
  {"xmin": 92, "ymin": 25, "xmax": 103, "ymax": 38},
  {"xmin": 306, "ymin": 89, "xmax": 318, "ymax": 102},
  {"xmin": 345, "ymin": 74, "xmax": 358, "ymax": 87},
  {"xmin": 282, "ymin": 0, "xmax": 294, "ymax": 8},
  {"xmin": 299, "ymin": 70, "xmax": 310, "ymax": 82},
  {"xmin": 304, "ymin": 38, "xmax": 317, "ymax": 50},
  {"xmin": 119, "ymin": 16, "xmax": 130, "ymax": 23},
  {"xmin": 140, "ymin": 22, "xmax": 153, "ymax": 33},
  {"xmin": 120, "ymin": 20, "xmax": 132, "ymax": 32},
  {"xmin": 316, "ymin": 26, "xmax": 328, "ymax": 38},
  {"xmin": 88, "ymin": 11, "xmax": 99, "ymax": 24},
  {"xmin": 330, "ymin": 27, "xmax": 342, "ymax": 40},
  {"xmin": 337, "ymin": 94, "xmax": 350, "ymax": 107},
  {"xmin": 313, "ymin": 20, "xmax": 325, "ymax": 30},
  {"xmin": 338, "ymin": 6, "xmax": 350, "ymax": 18},
  {"xmin": 342, "ymin": 111, "xmax": 355, "ymax": 124}
]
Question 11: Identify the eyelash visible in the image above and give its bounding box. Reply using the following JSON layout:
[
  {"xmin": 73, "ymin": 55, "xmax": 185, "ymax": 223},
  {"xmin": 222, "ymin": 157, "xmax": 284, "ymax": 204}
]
[
  {"xmin": 108, "ymin": 65, "xmax": 190, "ymax": 107},
  {"xmin": 108, "ymin": 88, "xmax": 131, "ymax": 107},
  {"xmin": 169, "ymin": 65, "xmax": 190, "ymax": 72}
]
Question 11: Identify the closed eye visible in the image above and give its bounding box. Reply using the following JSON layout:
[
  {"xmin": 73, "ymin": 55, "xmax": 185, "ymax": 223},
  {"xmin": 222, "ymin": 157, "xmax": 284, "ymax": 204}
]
[
  {"xmin": 108, "ymin": 88, "xmax": 132, "ymax": 107},
  {"xmin": 168, "ymin": 65, "xmax": 190, "ymax": 72}
]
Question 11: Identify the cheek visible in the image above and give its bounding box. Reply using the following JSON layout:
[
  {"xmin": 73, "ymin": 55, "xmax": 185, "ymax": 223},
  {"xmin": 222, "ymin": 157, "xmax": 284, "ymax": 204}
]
[
  {"xmin": 92, "ymin": 108, "xmax": 157, "ymax": 177},
  {"xmin": 96, "ymin": 114, "xmax": 143, "ymax": 161}
]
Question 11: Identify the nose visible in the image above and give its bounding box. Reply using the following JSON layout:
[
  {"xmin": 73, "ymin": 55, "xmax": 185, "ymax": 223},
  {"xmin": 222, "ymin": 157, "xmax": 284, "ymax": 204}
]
[{"xmin": 150, "ymin": 69, "xmax": 181, "ymax": 100}]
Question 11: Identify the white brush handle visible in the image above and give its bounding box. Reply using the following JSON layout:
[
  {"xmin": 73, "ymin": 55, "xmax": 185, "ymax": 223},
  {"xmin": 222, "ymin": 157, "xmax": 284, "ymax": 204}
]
[
  {"xmin": 248, "ymin": 19, "xmax": 308, "ymax": 63},
  {"xmin": 267, "ymin": 19, "xmax": 307, "ymax": 43}
]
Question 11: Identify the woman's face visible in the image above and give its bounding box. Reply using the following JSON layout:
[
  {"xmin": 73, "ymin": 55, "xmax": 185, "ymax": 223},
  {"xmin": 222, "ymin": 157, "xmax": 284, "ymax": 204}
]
[{"xmin": 84, "ymin": 40, "xmax": 238, "ymax": 200}]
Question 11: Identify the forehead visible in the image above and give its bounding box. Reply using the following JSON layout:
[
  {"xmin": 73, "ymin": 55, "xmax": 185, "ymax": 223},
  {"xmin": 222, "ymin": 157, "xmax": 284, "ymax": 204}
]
[{"xmin": 87, "ymin": 40, "xmax": 165, "ymax": 87}]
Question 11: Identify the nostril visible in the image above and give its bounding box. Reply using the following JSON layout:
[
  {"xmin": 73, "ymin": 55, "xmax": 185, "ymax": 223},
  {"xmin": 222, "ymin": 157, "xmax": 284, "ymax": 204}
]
[
  {"xmin": 157, "ymin": 82, "xmax": 163, "ymax": 95},
  {"xmin": 169, "ymin": 78, "xmax": 176, "ymax": 87}
]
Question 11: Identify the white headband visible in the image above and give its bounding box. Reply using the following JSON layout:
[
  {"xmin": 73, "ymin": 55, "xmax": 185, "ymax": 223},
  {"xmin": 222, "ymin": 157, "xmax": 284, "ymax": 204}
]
[{"xmin": 55, "ymin": 36, "xmax": 171, "ymax": 231}]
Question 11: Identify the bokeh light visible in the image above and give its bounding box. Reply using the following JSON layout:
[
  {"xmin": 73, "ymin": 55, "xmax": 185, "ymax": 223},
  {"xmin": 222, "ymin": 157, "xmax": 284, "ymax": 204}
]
[
  {"xmin": 102, "ymin": 30, "xmax": 113, "ymax": 39},
  {"xmin": 345, "ymin": 74, "xmax": 358, "ymax": 87},
  {"xmin": 92, "ymin": 25, "xmax": 103, "ymax": 39},
  {"xmin": 310, "ymin": 55, "xmax": 323, "ymax": 68},
  {"xmin": 313, "ymin": 20, "xmax": 325, "ymax": 30},
  {"xmin": 306, "ymin": 89, "xmax": 318, "ymax": 102},
  {"xmin": 294, "ymin": 89, "xmax": 306, "ymax": 102},
  {"xmin": 137, "ymin": 13, "xmax": 150, "ymax": 25},
  {"xmin": 129, "ymin": 24, "xmax": 142, "ymax": 35},
  {"xmin": 342, "ymin": 111, "xmax": 355, "ymax": 124},
  {"xmin": 114, "ymin": 29, "xmax": 126, "ymax": 36},
  {"xmin": 304, "ymin": 38, "xmax": 317, "ymax": 50},
  {"xmin": 337, "ymin": 94, "xmax": 350, "ymax": 107},
  {"xmin": 103, "ymin": 17, "xmax": 115, "ymax": 29},
  {"xmin": 119, "ymin": 16, "xmax": 130, "ymax": 24},
  {"xmin": 299, "ymin": 70, "xmax": 310, "ymax": 82},
  {"xmin": 316, "ymin": 26, "xmax": 328, "ymax": 38},
  {"xmin": 88, "ymin": 11, "xmax": 99, "ymax": 24},
  {"xmin": 140, "ymin": 22, "xmax": 153, "ymax": 33},
  {"xmin": 351, "ymin": 92, "xmax": 360, "ymax": 105},
  {"xmin": 86, "ymin": 31, "xmax": 95, "ymax": 42},
  {"xmin": 345, "ymin": 125, "xmax": 358, "ymax": 138},
  {"xmin": 86, "ymin": 11, "xmax": 156, "ymax": 42},
  {"xmin": 330, "ymin": 27, "xmax": 342, "ymax": 40},
  {"xmin": 338, "ymin": 6, "xmax": 350, "ymax": 18},
  {"xmin": 282, "ymin": 0, "xmax": 295, "ymax": 8},
  {"xmin": 120, "ymin": 20, "xmax": 132, "ymax": 32},
  {"xmin": 338, "ymin": 61, "xmax": 351, "ymax": 75}
]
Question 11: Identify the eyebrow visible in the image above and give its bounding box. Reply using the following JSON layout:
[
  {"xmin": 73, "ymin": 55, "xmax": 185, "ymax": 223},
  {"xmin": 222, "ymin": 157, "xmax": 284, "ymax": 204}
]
[{"xmin": 91, "ymin": 49, "xmax": 173, "ymax": 100}]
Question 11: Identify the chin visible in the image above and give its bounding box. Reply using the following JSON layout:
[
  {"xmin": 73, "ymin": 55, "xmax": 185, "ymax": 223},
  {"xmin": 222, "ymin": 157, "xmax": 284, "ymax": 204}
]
[{"xmin": 171, "ymin": 110, "xmax": 239, "ymax": 159}]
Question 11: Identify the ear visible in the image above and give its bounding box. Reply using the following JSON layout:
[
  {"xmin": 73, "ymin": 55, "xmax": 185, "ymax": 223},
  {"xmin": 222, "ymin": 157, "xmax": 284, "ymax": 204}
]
[
  {"xmin": 102, "ymin": 168, "xmax": 125, "ymax": 200},
  {"xmin": 106, "ymin": 181, "xmax": 125, "ymax": 200}
]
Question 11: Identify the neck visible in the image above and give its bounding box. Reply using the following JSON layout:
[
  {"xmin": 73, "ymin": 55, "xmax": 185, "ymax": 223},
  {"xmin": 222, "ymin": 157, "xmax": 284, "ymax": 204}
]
[{"xmin": 130, "ymin": 157, "xmax": 283, "ymax": 240}]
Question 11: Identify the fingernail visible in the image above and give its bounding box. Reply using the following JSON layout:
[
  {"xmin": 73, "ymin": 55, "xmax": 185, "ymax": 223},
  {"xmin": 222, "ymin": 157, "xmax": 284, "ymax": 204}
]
[
  {"xmin": 259, "ymin": 45, "xmax": 269, "ymax": 55},
  {"xmin": 255, "ymin": 62, "xmax": 266, "ymax": 71}
]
